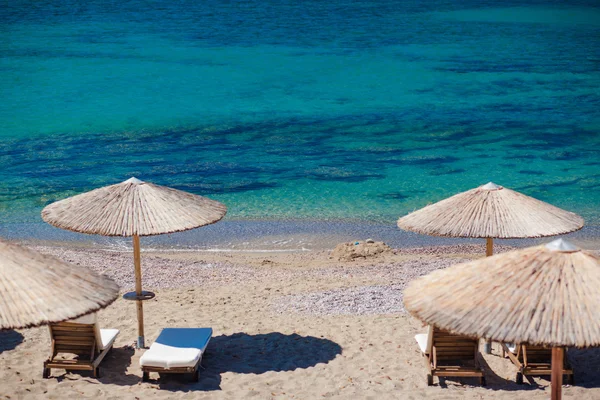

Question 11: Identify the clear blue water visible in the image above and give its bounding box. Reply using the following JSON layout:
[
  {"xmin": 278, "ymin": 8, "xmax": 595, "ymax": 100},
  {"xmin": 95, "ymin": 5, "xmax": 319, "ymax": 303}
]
[{"xmin": 1, "ymin": 0, "xmax": 600, "ymax": 235}]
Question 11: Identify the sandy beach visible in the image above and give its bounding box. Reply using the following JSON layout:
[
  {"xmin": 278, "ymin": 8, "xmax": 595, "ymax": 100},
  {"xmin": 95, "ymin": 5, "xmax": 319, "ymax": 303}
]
[{"xmin": 1, "ymin": 242, "xmax": 600, "ymax": 399}]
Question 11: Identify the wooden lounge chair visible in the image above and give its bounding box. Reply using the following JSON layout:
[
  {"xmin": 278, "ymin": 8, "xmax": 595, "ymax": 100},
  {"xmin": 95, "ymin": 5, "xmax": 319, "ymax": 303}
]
[
  {"xmin": 43, "ymin": 314, "xmax": 119, "ymax": 378},
  {"xmin": 501, "ymin": 343, "xmax": 574, "ymax": 384},
  {"xmin": 415, "ymin": 325, "xmax": 485, "ymax": 386},
  {"xmin": 140, "ymin": 327, "xmax": 212, "ymax": 382}
]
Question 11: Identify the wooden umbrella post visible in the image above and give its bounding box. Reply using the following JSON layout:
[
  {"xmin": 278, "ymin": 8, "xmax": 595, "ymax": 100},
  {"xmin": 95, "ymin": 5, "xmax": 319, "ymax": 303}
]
[
  {"xmin": 484, "ymin": 237, "xmax": 494, "ymax": 354},
  {"xmin": 551, "ymin": 347, "xmax": 564, "ymax": 400},
  {"xmin": 133, "ymin": 234, "xmax": 145, "ymax": 349},
  {"xmin": 486, "ymin": 237, "xmax": 493, "ymax": 257}
]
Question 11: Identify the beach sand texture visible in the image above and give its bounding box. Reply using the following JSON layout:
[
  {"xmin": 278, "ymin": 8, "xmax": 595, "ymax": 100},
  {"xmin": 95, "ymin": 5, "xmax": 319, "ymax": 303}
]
[{"xmin": 1, "ymin": 244, "xmax": 600, "ymax": 399}]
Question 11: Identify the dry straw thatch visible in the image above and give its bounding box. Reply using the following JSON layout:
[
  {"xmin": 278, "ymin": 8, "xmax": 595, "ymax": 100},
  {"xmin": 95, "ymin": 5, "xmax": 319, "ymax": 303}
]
[
  {"xmin": 404, "ymin": 239, "xmax": 600, "ymax": 348},
  {"xmin": 41, "ymin": 177, "xmax": 227, "ymax": 237},
  {"xmin": 41, "ymin": 177, "xmax": 227, "ymax": 348},
  {"xmin": 397, "ymin": 182, "xmax": 584, "ymax": 239},
  {"xmin": 0, "ymin": 240, "xmax": 119, "ymax": 330}
]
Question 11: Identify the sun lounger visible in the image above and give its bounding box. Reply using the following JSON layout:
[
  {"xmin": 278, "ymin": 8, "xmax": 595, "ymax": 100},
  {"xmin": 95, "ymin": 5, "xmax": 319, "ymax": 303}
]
[
  {"xmin": 140, "ymin": 327, "xmax": 212, "ymax": 382},
  {"xmin": 502, "ymin": 343, "xmax": 518, "ymax": 357},
  {"xmin": 415, "ymin": 325, "xmax": 485, "ymax": 386},
  {"xmin": 43, "ymin": 314, "xmax": 119, "ymax": 378},
  {"xmin": 501, "ymin": 343, "xmax": 574, "ymax": 384}
]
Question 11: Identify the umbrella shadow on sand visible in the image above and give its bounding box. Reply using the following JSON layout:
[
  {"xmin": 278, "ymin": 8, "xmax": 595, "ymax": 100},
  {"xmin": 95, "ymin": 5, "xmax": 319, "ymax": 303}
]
[
  {"xmin": 0, "ymin": 330, "xmax": 24, "ymax": 354},
  {"xmin": 565, "ymin": 347, "xmax": 600, "ymax": 389},
  {"xmin": 155, "ymin": 332, "xmax": 343, "ymax": 391}
]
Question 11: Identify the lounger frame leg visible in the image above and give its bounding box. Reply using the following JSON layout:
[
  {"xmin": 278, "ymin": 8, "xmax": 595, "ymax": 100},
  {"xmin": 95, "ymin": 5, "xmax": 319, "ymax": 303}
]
[
  {"xmin": 142, "ymin": 371, "xmax": 150, "ymax": 382},
  {"xmin": 425, "ymin": 350, "xmax": 434, "ymax": 386},
  {"xmin": 516, "ymin": 372, "xmax": 523, "ymax": 384},
  {"xmin": 484, "ymin": 340, "xmax": 492, "ymax": 354},
  {"xmin": 426, "ymin": 374, "xmax": 433, "ymax": 386}
]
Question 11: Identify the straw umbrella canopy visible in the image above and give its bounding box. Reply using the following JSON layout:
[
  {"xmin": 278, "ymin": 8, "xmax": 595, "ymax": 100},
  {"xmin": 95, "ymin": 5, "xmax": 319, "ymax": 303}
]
[
  {"xmin": 404, "ymin": 238, "xmax": 600, "ymax": 400},
  {"xmin": 41, "ymin": 177, "xmax": 227, "ymax": 348},
  {"xmin": 397, "ymin": 182, "xmax": 584, "ymax": 256},
  {"xmin": 398, "ymin": 182, "xmax": 583, "ymax": 355},
  {"xmin": 1, "ymin": 239, "xmax": 119, "ymax": 330}
]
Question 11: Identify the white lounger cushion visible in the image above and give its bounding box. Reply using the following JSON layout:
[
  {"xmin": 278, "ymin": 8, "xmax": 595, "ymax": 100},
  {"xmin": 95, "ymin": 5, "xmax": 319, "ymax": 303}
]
[
  {"xmin": 70, "ymin": 313, "xmax": 119, "ymax": 350},
  {"xmin": 415, "ymin": 333, "xmax": 429, "ymax": 354},
  {"xmin": 99, "ymin": 329, "xmax": 120, "ymax": 350},
  {"xmin": 415, "ymin": 325, "xmax": 434, "ymax": 355},
  {"xmin": 140, "ymin": 328, "xmax": 212, "ymax": 369}
]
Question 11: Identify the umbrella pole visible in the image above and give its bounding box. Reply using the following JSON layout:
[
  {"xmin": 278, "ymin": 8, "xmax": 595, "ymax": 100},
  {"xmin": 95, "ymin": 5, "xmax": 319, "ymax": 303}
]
[
  {"xmin": 133, "ymin": 234, "xmax": 145, "ymax": 349},
  {"xmin": 551, "ymin": 347, "xmax": 564, "ymax": 400},
  {"xmin": 484, "ymin": 237, "xmax": 494, "ymax": 354},
  {"xmin": 486, "ymin": 237, "xmax": 493, "ymax": 257}
]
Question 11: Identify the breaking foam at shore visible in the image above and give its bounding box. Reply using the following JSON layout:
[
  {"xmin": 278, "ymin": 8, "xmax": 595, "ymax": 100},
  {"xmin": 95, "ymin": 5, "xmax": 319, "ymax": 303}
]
[{"xmin": 3, "ymin": 220, "xmax": 600, "ymax": 252}]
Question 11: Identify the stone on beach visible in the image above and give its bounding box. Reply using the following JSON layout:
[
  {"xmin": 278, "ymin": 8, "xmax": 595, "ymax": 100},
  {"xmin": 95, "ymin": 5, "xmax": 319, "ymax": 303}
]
[{"xmin": 330, "ymin": 240, "xmax": 392, "ymax": 261}]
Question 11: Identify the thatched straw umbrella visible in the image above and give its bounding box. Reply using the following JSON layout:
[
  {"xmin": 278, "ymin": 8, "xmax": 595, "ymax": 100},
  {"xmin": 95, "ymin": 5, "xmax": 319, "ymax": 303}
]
[
  {"xmin": 404, "ymin": 238, "xmax": 600, "ymax": 400},
  {"xmin": 1, "ymin": 239, "xmax": 119, "ymax": 330},
  {"xmin": 397, "ymin": 182, "xmax": 584, "ymax": 256},
  {"xmin": 41, "ymin": 177, "xmax": 227, "ymax": 348},
  {"xmin": 397, "ymin": 182, "xmax": 584, "ymax": 353}
]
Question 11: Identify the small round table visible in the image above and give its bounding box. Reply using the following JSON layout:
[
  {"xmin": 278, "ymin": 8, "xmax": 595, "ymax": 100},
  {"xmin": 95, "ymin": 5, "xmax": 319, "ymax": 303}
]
[{"xmin": 122, "ymin": 291, "xmax": 156, "ymax": 301}]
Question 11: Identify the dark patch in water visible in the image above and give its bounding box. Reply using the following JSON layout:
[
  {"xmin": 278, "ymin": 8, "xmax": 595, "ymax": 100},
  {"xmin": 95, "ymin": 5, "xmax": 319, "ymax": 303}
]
[
  {"xmin": 412, "ymin": 88, "xmax": 435, "ymax": 94},
  {"xmin": 482, "ymin": 102, "xmax": 527, "ymax": 114},
  {"xmin": 172, "ymin": 181, "xmax": 279, "ymax": 194},
  {"xmin": 581, "ymin": 182, "xmax": 600, "ymax": 189},
  {"xmin": 400, "ymin": 156, "xmax": 459, "ymax": 166},
  {"xmin": 517, "ymin": 178, "xmax": 583, "ymax": 193},
  {"xmin": 361, "ymin": 148, "xmax": 404, "ymax": 157},
  {"xmin": 305, "ymin": 171, "xmax": 385, "ymax": 183},
  {"xmin": 334, "ymin": 97, "xmax": 352, "ymax": 105},
  {"xmin": 377, "ymin": 192, "xmax": 409, "ymax": 200},
  {"xmin": 435, "ymin": 61, "xmax": 538, "ymax": 74},
  {"xmin": 491, "ymin": 78, "xmax": 529, "ymax": 90},
  {"xmin": 429, "ymin": 168, "xmax": 466, "ymax": 176},
  {"xmin": 540, "ymin": 151, "xmax": 581, "ymax": 161},
  {"xmin": 518, "ymin": 170, "xmax": 545, "ymax": 176},
  {"xmin": 505, "ymin": 154, "xmax": 538, "ymax": 160},
  {"xmin": 507, "ymin": 142, "xmax": 560, "ymax": 151}
]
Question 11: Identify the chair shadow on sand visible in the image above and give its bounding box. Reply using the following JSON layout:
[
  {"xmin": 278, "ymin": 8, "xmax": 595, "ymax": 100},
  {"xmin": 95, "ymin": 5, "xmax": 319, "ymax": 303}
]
[
  {"xmin": 96, "ymin": 345, "xmax": 140, "ymax": 385},
  {"xmin": 480, "ymin": 348, "xmax": 600, "ymax": 392},
  {"xmin": 436, "ymin": 351, "xmax": 543, "ymax": 392},
  {"xmin": 0, "ymin": 330, "xmax": 24, "ymax": 354},
  {"xmin": 438, "ymin": 348, "xmax": 600, "ymax": 392},
  {"xmin": 156, "ymin": 332, "xmax": 343, "ymax": 391},
  {"xmin": 50, "ymin": 345, "xmax": 139, "ymax": 385}
]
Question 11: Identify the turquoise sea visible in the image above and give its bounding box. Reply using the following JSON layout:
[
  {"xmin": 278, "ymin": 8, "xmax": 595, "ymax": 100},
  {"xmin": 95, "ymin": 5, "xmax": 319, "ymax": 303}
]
[{"xmin": 1, "ymin": 0, "xmax": 600, "ymax": 245}]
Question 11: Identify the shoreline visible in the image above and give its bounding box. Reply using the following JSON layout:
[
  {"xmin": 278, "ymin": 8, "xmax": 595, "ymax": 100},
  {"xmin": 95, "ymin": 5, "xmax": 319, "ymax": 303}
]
[{"xmin": 3, "ymin": 220, "xmax": 600, "ymax": 252}]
